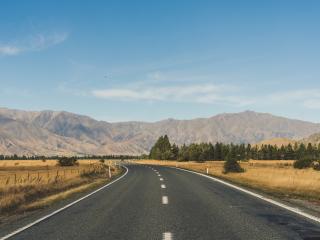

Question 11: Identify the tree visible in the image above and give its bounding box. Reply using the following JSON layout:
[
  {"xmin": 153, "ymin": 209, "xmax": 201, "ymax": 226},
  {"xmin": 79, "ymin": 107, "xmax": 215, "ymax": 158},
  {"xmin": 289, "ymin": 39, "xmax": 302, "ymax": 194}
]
[
  {"xmin": 214, "ymin": 143, "xmax": 222, "ymax": 160},
  {"xmin": 188, "ymin": 143, "xmax": 201, "ymax": 161},
  {"xmin": 245, "ymin": 144, "xmax": 251, "ymax": 160},
  {"xmin": 178, "ymin": 144, "xmax": 189, "ymax": 161},
  {"xmin": 223, "ymin": 152, "xmax": 244, "ymax": 174},
  {"xmin": 285, "ymin": 144, "xmax": 295, "ymax": 160},
  {"xmin": 170, "ymin": 144, "xmax": 179, "ymax": 160},
  {"xmin": 293, "ymin": 156, "xmax": 312, "ymax": 169},
  {"xmin": 149, "ymin": 135, "xmax": 172, "ymax": 160}
]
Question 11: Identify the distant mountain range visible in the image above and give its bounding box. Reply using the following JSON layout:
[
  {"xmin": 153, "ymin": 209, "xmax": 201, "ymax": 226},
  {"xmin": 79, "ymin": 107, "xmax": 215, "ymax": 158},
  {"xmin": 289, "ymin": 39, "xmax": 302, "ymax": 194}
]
[{"xmin": 1, "ymin": 107, "xmax": 320, "ymax": 156}]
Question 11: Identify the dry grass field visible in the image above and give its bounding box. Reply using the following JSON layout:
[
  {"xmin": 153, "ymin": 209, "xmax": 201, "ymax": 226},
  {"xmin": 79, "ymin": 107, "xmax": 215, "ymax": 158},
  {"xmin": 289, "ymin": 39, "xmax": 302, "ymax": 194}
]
[
  {"xmin": 138, "ymin": 160, "xmax": 320, "ymax": 201},
  {"xmin": 0, "ymin": 159, "xmax": 121, "ymax": 217}
]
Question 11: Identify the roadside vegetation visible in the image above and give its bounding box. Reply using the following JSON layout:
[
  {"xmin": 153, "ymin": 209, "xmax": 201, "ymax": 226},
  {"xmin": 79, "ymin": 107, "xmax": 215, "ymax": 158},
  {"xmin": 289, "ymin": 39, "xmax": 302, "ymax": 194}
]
[
  {"xmin": 0, "ymin": 158, "xmax": 122, "ymax": 220},
  {"xmin": 0, "ymin": 154, "xmax": 137, "ymax": 161},
  {"xmin": 144, "ymin": 136, "xmax": 320, "ymax": 202},
  {"xmin": 139, "ymin": 159, "xmax": 320, "ymax": 202},
  {"xmin": 149, "ymin": 135, "xmax": 320, "ymax": 171}
]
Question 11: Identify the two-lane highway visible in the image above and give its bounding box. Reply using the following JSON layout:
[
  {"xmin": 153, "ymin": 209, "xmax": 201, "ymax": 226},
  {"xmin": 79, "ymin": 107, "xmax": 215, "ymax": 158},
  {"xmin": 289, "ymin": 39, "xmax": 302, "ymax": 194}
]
[{"xmin": 1, "ymin": 164, "xmax": 320, "ymax": 240}]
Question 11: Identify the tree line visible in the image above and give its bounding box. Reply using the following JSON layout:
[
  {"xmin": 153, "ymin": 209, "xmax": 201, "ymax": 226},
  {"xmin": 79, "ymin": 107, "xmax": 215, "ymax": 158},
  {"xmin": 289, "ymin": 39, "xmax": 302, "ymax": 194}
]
[{"xmin": 149, "ymin": 135, "xmax": 320, "ymax": 162}]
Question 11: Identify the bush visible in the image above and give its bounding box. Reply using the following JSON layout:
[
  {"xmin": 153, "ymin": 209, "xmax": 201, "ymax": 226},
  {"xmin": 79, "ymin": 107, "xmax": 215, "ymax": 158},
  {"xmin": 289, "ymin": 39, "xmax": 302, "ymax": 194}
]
[
  {"xmin": 99, "ymin": 159, "xmax": 105, "ymax": 164},
  {"xmin": 223, "ymin": 154, "xmax": 244, "ymax": 174},
  {"xmin": 57, "ymin": 157, "xmax": 78, "ymax": 166},
  {"xmin": 293, "ymin": 157, "xmax": 313, "ymax": 169},
  {"xmin": 312, "ymin": 161, "xmax": 320, "ymax": 171}
]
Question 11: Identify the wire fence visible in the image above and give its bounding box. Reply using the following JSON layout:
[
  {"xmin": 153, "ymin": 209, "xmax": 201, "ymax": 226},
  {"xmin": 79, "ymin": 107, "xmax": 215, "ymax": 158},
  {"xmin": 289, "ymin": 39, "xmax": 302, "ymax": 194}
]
[{"xmin": 0, "ymin": 164, "xmax": 113, "ymax": 187}]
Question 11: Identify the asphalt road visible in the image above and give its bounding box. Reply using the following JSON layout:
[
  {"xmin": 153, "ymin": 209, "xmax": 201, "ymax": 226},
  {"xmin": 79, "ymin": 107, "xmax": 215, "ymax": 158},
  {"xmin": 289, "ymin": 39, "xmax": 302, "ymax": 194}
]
[{"xmin": 1, "ymin": 164, "xmax": 320, "ymax": 240}]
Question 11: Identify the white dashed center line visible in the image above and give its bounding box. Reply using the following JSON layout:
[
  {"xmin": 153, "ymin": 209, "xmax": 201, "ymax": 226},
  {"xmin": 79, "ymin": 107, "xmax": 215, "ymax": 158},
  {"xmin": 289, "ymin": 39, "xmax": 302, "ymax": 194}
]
[
  {"xmin": 161, "ymin": 184, "xmax": 166, "ymax": 189},
  {"xmin": 160, "ymin": 178, "xmax": 164, "ymax": 181},
  {"xmin": 162, "ymin": 196, "xmax": 169, "ymax": 204},
  {"xmin": 163, "ymin": 232, "xmax": 172, "ymax": 240}
]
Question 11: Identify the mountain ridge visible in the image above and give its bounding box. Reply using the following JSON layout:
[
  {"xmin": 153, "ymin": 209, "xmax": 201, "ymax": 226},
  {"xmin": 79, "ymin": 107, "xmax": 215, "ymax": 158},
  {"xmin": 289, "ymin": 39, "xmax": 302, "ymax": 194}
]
[{"xmin": 1, "ymin": 107, "xmax": 320, "ymax": 156}]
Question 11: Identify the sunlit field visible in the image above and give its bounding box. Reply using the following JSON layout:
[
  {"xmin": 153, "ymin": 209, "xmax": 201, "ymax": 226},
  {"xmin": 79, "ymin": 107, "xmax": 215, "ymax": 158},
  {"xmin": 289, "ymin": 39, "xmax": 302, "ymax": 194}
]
[
  {"xmin": 0, "ymin": 159, "xmax": 121, "ymax": 217},
  {"xmin": 137, "ymin": 160, "xmax": 320, "ymax": 201}
]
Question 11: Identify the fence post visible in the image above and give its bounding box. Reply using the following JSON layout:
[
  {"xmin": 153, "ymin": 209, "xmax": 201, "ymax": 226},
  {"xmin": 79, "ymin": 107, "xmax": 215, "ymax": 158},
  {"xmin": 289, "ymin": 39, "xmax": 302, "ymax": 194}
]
[
  {"xmin": 14, "ymin": 173, "xmax": 17, "ymax": 184},
  {"xmin": 108, "ymin": 166, "xmax": 111, "ymax": 178},
  {"xmin": 206, "ymin": 168, "xmax": 209, "ymax": 174}
]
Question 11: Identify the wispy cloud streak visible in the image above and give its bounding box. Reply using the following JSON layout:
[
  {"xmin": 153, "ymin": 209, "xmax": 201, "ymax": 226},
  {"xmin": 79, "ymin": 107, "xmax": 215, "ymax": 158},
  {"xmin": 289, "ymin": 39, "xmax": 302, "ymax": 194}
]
[
  {"xmin": 0, "ymin": 32, "xmax": 68, "ymax": 56},
  {"xmin": 92, "ymin": 84, "xmax": 253, "ymax": 106}
]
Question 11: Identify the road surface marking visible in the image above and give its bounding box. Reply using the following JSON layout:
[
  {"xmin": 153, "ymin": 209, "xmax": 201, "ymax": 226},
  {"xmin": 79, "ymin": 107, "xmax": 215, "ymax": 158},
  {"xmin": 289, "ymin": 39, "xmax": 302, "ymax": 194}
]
[
  {"xmin": 162, "ymin": 196, "xmax": 169, "ymax": 204},
  {"xmin": 0, "ymin": 166, "xmax": 129, "ymax": 240},
  {"xmin": 161, "ymin": 184, "xmax": 166, "ymax": 189},
  {"xmin": 163, "ymin": 232, "xmax": 173, "ymax": 240},
  {"xmin": 160, "ymin": 178, "xmax": 164, "ymax": 181},
  {"xmin": 172, "ymin": 167, "xmax": 320, "ymax": 224}
]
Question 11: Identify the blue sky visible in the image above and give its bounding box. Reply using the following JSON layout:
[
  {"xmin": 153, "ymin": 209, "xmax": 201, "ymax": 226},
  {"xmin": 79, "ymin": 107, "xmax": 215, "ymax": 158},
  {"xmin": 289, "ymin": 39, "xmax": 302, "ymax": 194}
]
[{"xmin": 1, "ymin": 1, "xmax": 320, "ymax": 122}]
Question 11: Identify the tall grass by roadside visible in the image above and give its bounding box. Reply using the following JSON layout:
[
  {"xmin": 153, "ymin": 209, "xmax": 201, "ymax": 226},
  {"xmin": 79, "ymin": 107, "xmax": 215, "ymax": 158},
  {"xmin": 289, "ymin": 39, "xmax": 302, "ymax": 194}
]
[
  {"xmin": 138, "ymin": 160, "xmax": 320, "ymax": 201},
  {"xmin": 0, "ymin": 160, "xmax": 120, "ymax": 217}
]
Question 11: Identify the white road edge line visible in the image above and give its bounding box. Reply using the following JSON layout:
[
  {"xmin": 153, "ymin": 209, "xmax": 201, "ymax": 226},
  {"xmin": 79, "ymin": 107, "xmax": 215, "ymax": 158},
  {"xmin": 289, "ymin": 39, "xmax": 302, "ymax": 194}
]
[
  {"xmin": 161, "ymin": 184, "xmax": 166, "ymax": 189},
  {"xmin": 162, "ymin": 196, "xmax": 169, "ymax": 205},
  {"xmin": 0, "ymin": 166, "xmax": 129, "ymax": 240},
  {"xmin": 163, "ymin": 232, "xmax": 173, "ymax": 240},
  {"xmin": 171, "ymin": 166, "xmax": 320, "ymax": 224}
]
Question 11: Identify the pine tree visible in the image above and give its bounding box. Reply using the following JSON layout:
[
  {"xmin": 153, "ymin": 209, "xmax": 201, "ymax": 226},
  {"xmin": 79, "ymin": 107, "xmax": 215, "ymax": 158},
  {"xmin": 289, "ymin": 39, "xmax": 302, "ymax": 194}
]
[
  {"xmin": 170, "ymin": 143, "xmax": 179, "ymax": 160},
  {"xmin": 149, "ymin": 135, "xmax": 172, "ymax": 160}
]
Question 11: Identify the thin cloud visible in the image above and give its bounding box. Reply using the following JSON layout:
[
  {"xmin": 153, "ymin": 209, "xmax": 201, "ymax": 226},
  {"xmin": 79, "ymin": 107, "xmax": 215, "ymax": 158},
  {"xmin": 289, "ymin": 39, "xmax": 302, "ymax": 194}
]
[
  {"xmin": 268, "ymin": 89, "xmax": 320, "ymax": 109},
  {"xmin": 0, "ymin": 46, "xmax": 21, "ymax": 56},
  {"xmin": 0, "ymin": 32, "xmax": 68, "ymax": 56},
  {"xmin": 92, "ymin": 84, "xmax": 253, "ymax": 106}
]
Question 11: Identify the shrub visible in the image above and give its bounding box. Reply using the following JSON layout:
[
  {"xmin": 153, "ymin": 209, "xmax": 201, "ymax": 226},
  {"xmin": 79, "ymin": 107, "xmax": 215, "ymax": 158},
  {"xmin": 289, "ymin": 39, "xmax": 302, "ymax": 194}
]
[
  {"xmin": 223, "ymin": 154, "xmax": 244, "ymax": 174},
  {"xmin": 99, "ymin": 159, "xmax": 105, "ymax": 164},
  {"xmin": 57, "ymin": 157, "xmax": 78, "ymax": 166},
  {"xmin": 293, "ymin": 157, "xmax": 313, "ymax": 169},
  {"xmin": 312, "ymin": 161, "xmax": 320, "ymax": 171}
]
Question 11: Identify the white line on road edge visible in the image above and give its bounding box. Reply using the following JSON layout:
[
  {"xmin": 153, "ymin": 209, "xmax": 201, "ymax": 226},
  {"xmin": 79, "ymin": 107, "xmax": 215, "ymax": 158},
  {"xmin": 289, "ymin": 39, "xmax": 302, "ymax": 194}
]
[
  {"xmin": 0, "ymin": 166, "xmax": 130, "ymax": 240},
  {"xmin": 161, "ymin": 184, "xmax": 166, "ymax": 189},
  {"xmin": 172, "ymin": 167, "xmax": 320, "ymax": 224},
  {"xmin": 162, "ymin": 196, "xmax": 169, "ymax": 204},
  {"xmin": 163, "ymin": 232, "xmax": 173, "ymax": 240}
]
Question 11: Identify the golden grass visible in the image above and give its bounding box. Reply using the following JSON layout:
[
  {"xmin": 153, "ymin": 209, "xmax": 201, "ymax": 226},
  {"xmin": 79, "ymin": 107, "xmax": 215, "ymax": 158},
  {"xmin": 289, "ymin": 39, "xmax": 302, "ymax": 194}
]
[
  {"xmin": 0, "ymin": 159, "xmax": 114, "ymax": 187},
  {"xmin": 137, "ymin": 159, "xmax": 320, "ymax": 201},
  {"xmin": 24, "ymin": 179, "xmax": 107, "ymax": 211},
  {"xmin": 0, "ymin": 160, "xmax": 121, "ymax": 217},
  {"xmin": 0, "ymin": 159, "xmax": 100, "ymax": 168}
]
